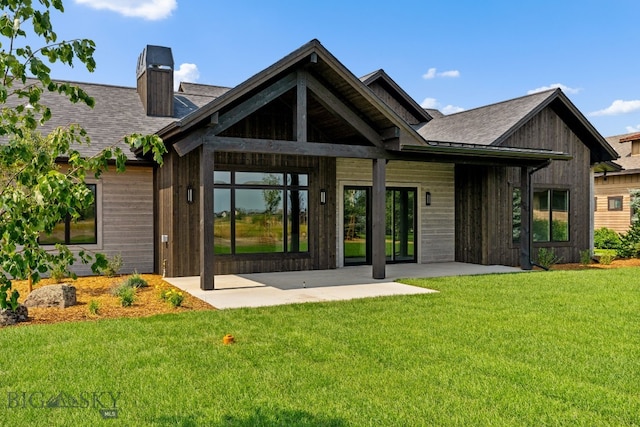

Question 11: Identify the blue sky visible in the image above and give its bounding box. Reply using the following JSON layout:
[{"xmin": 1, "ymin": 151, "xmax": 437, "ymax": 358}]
[{"xmin": 41, "ymin": 0, "xmax": 640, "ymax": 137}]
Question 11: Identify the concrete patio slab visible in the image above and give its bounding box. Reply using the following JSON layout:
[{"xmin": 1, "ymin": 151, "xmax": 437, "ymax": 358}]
[{"xmin": 164, "ymin": 262, "xmax": 521, "ymax": 310}]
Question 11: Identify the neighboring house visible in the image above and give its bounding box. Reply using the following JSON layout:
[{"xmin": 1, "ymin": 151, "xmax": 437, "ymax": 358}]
[
  {"xmin": 594, "ymin": 132, "xmax": 640, "ymax": 233},
  {"xmin": 28, "ymin": 40, "xmax": 616, "ymax": 287}
]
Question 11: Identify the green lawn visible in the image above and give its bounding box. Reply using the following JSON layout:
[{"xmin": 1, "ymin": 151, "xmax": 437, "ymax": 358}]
[{"xmin": 1, "ymin": 268, "xmax": 639, "ymax": 425}]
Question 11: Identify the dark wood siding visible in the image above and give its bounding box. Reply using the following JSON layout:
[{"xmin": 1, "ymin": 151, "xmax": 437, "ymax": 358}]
[
  {"xmin": 367, "ymin": 81, "xmax": 423, "ymax": 125},
  {"xmin": 455, "ymin": 106, "xmax": 592, "ymax": 266},
  {"xmin": 155, "ymin": 150, "xmax": 336, "ymax": 277}
]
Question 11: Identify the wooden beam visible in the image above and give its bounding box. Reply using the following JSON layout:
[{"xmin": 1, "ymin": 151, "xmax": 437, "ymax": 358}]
[
  {"xmin": 380, "ymin": 126, "xmax": 400, "ymax": 140},
  {"xmin": 173, "ymin": 127, "xmax": 208, "ymax": 157},
  {"xmin": 519, "ymin": 166, "xmax": 532, "ymax": 270},
  {"xmin": 210, "ymin": 72, "xmax": 297, "ymax": 136},
  {"xmin": 296, "ymin": 71, "xmax": 308, "ymax": 143},
  {"xmin": 372, "ymin": 158, "xmax": 386, "ymax": 279},
  {"xmin": 205, "ymin": 136, "xmax": 390, "ymax": 159},
  {"xmin": 305, "ymin": 73, "xmax": 385, "ymax": 149},
  {"xmin": 200, "ymin": 144, "xmax": 215, "ymax": 290},
  {"xmin": 208, "ymin": 111, "xmax": 219, "ymax": 126}
]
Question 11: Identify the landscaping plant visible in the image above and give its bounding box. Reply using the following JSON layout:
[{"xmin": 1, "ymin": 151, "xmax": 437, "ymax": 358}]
[{"xmin": 0, "ymin": 0, "xmax": 166, "ymax": 310}]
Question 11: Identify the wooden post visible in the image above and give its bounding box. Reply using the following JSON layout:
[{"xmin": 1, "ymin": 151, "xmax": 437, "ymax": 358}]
[
  {"xmin": 520, "ymin": 166, "xmax": 533, "ymax": 270},
  {"xmin": 372, "ymin": 159, "xmax": 386, "ymax": 279},
  {"xmin": 200, "ymin": 144, "xmax": 215, "ymax": 290},
  {"xmin": 296, "ymin": 71, "xmax": 307, "ymax": 143}
]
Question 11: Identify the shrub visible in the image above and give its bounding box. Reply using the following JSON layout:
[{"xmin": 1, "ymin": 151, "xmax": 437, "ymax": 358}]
[
  {"xmin": 599, "ymin": 253, "xmax": 615, "ymax": 265},
  {"xmin": 121, "ymin": 272, "xmax": 148, "ymax": 288},
  {"xmin": 616, "ymin": 221, "xmax": 640, "ymax": 258},
  {"xmin": 103, "ymin": 254, "xmax": 123, "ymax": 278},
  {"xmin": 594, "ymin": 227, "xmax": 621, "ymax": 250},
  {"xmin": 118, "ymin": 287, "xmax": 136, "ymax": 307},
  {"xmin": 160, "ymin": 288, "xmax": 184, "ymax": 308},
  {"xmin": 536, "ymin": 248, "xmax": 563, "ymax": 269},
  {"xmin": 50, "ymin": 265, "xmax": 67, "ymax": 283},
  {"xmin": 88, "ymin": 299, "xmax": 100, "ymax": 316},
  {"xmin": 579, "ymin": 249, "xmax": 591, "ymax": 265}
]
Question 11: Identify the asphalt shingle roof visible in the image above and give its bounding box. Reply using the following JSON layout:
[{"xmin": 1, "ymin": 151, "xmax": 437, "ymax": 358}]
[
  {"xmin": 605, "ymin": 132, "xmax": 640, "ymax": 172},
  {"xmin": 416, "ymin": 90, "xmax": 556, "ymax": 145}
]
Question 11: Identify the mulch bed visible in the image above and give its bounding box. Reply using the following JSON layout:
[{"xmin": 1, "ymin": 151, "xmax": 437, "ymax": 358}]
[{"xmin": 10, "ymin": 274, "xmax": 214, "ymax": 326}]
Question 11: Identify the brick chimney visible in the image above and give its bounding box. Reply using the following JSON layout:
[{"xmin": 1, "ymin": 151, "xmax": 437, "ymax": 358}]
[{"xmin": 136, "ymin": 45, "xmax": 174, "ymax": 117}]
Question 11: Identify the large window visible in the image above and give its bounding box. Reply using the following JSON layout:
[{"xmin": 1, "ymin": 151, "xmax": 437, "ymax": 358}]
[
  {"xmin": 512, "ymin": 188, "xmax": 569, "ymax": 243},
  {"xmin": 214, "ymin": 171, "xmax": 308, "ymax": 255},
  {"xmin": 40, "ymin": 184, "xmax": 97, "ymax": 245}
]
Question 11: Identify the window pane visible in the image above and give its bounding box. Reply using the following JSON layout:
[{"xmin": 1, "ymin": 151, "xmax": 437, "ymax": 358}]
[
  {"xmin": 39, "ymin": 223, "xmax": 66, "ymax": 245},
  {"xmin": 235, "ymin": 189, "xmax": 283, "ymax": 253},
  {"xmin": 512, "ymin": 188, "xmax": 521, "ymax": 242},
  {"xmin": 214, "ymin": 171, "xmax": 230, "ymax": 184},
  {"xmin": 533, "ymin": 190, "xmax": 550, "ymax": 242},
  {"xmin": 69, "ymin": 184, "xmax": 97, "ymax": 244},
  {"xmin": 287, "ymin": 173, "xmax": 308, "ymax": 186},
  {"xmin": 214, "ymin": 189, "xmax": 231, "ymax": 254},
  {"xmin": 608, "ymin": 196, "xmax": 623, "ymax": 211},
  {"xmin": 287, "ymin": 190, "xmax": 308, "ymax": 252},
  {"xmin": 551, "ymin": 190, "xmax": 569, "ymax": 241},
  {"xmin": 236, "ymin": 172, "xmax": 283, "ymax": 186}
]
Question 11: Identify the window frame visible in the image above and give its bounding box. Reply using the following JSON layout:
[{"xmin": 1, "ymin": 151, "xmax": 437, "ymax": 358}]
[
  {"xmin": 39, "ymin": 183, "xmax": 98, "ymax": 246},
  {"xmin": 213, "ymin": 170, "xmax": 310, "ymax": 256},
  {"xmin": 608, "ymin": 196, "xmax": 623, "ymax": 211},
  {"xmin": 512, "ymin": 187, "xmax": 570, "ymax": 244}
]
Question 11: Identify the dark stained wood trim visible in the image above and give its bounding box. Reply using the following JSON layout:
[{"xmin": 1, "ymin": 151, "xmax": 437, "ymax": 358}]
[
  {"xmin": 200, "ymin": 144, "xmax": 215, "ymax": 289},
  {"xmin": 205, "ymin": 136, "xmax": 389, "ymax": 159},
  {"xmin": 519, "ymin": 166, "xmax": 532, "ymax": 270},
  {"xmin": 210, "ymin": 72, "xmax": 297, "ymax": 136},
  {"xmin": 305, "ymin": 73, "xmax": 385, "ymax": 149},
  {"xmin": 371, "ymin": 158, "xmax": 386, "ymax": 279},
  {"xmin": 296, "ymin": 71, "xmax": 308, "ymax": 143},
  {"xmin": 173, "ymin": 127, "xmax": 207, "ymax": 157}
]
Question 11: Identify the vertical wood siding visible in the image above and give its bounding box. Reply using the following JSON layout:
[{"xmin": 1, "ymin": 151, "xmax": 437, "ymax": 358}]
[
  {"xmin": 455, "ymin": 106, "xmax": 592, "ymax": 266},
  {"xmin": 336, "ymin": 159, "xmax": 455, "ymax": 264},
  {"xmin": 594, "ymin": 174, "xmax": 640, "ymax": 233}
]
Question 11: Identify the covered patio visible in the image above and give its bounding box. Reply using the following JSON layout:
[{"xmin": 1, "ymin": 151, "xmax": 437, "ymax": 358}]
[{"xmin": 164, "ymin": 262, "xmax": 521, "ymax": 309}]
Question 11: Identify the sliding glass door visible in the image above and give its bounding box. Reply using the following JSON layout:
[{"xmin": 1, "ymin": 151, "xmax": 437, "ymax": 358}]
[{"xmin": 343, "ymin": 186, "xmax": 416, "ymax": 265}]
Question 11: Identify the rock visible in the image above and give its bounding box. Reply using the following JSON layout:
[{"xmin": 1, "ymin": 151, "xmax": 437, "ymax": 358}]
[
  {"xmin": 0, "ymin": 304, "xmax": 28, "ymax": 326},
  {"xmin": 24, "ymin": 284, "xmax": 76, "ymax": 308}
]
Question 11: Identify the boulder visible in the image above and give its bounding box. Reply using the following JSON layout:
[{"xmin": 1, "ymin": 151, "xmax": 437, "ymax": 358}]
[
  {"xmin": 24, "ymin": 284, "xmax": 76, "ymax": 308},
  {"xmin": 0, "ymin": 304, "xmax": 28, "ymax": 326}
]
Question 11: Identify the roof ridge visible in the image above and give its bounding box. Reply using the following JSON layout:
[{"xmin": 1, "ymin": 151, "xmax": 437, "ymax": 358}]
[{"xmin": 440, "ymin": 88, "xmax": 558, "ymax": 118}]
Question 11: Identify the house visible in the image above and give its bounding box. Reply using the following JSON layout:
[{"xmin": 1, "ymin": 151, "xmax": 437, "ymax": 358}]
[
  {"xmin": 32, "ymin": 40, "xmax": 617, "ymax": 287},
  {"xmin": 594, "ymin": 132, "xmax": 640, "ymax": 233}
]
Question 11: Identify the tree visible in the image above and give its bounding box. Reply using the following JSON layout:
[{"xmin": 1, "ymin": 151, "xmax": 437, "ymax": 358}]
[{"xmin": 0, "ymin": 0, "xmax": 166, "ymax": 311}]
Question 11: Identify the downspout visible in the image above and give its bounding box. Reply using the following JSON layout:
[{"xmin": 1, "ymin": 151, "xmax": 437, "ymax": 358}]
[{"xmin": 527, "ymin": 160, "xmax": 552, "ymax": 270}]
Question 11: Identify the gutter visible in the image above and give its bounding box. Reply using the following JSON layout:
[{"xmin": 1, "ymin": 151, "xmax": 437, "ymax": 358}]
[{"xmin": 402, "ymin": 142, "xmax": 573, "ymax": 162}]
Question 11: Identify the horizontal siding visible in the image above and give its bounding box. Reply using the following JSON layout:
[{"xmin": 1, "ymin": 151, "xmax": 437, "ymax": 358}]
[
  {"xmin": 70, "ymin": 166, "xmax": 154, "ymax": 276},
  {"xmin": 336, "ymin": 159, "xmax": 455, "ymax": 265},
  {"xmin": 594, "ymin": 174, "xmax": 640, "ymax": 233}
]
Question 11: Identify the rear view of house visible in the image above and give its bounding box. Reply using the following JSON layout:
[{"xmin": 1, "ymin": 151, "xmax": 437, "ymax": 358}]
[{"xmin": 36, "ymin": 40, "xmax": 617, "ymax": 286}]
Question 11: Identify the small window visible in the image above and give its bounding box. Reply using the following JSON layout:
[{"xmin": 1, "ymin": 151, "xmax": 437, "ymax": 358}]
[
  {"xmin": 608, "ymin": 196, "xmax": 623, "ymax": 211},
  {"xmin": 632, "ymin": 140, "xmax": 640, "ymax": 156}
]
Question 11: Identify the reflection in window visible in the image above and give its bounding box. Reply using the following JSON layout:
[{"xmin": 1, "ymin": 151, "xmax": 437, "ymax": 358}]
[
  {"xmin": 40, "ymin": 184, "xmax": 97, "ymax": 245},
  {"xmin": 213, "ymin": 171, "xmax": 309, "ymax": 255},
  {"xmin": 512, "ymin": 188, "xmax": 569, "ymax": 243}
]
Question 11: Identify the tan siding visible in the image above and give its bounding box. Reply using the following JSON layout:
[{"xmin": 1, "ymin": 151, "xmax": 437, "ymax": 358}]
[
  {"xmin": 336, "ymin": 159, "xmax": 455, "ymax": 265},
  {"xmin": 594, "ymin": 174, "xmax": 640, "ymax": 233}
]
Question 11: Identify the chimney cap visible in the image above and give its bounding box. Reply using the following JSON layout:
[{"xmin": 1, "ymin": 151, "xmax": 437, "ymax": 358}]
[{"xmin": 137, "ymin": 45, "xmax": 174, "ymax": 78}]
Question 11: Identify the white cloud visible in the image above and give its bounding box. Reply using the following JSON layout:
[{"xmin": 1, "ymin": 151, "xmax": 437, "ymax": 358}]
[
  {"xmin": 174, "ymin": 63, "xmax": 199, "ymax": 90},
  {"xmin": 590, "ymin": 100, "xmax": 640, "ymax": 117},
  {"xmin": 422, "ymin": 67, "xmax": 460, "ymax": 80},
  {"xmin": 441, "ymin": 105, "xmax": 465, "ymax": 115},
  {"xmin": 74, "ymin": 0, "xmax": 177, "ymax": 20},
  {"xmin": 420, "ymin": 97, "xmax": 438, "ymax": 108},
  {"xmin": 626, "ymin": 125, "xmax": 640, "ymax": 133},
  {"xmin": 527, "ymin": 83, "xmax": 581, "ymax": 95},
  {"xmin": 420, "ymin": 97, "xmax": 464, "ymax": 115}
]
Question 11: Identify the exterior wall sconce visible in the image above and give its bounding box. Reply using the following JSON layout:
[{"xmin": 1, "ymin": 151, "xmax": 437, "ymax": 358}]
[
  {"xmin": 187, "ymin": 184, "xmax": 194, "ymax": 204},
  {"xmin": 425, "ymin": 191, "xmax": 431, "ymax": 206},
  {"xmin": 320, "ymin": 189, "xmax": 326, "ymax": 205}
]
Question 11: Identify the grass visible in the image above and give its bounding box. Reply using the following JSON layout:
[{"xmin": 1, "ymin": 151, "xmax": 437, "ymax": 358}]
[{"xmin": 1, "ymin": 268, "xmax": 639, "ymax": 425}]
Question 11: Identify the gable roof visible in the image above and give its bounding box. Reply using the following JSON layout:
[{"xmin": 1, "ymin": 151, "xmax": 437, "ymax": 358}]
[
  {"xmin": 602, "ymin": 132, "xmax": 640, "ymax": 174},
  {"xmin": 359, "ymin": 69, "xmax": 432, "ymax": 123},
  {"xmin": 416, "ymin": 89, "xmax": 618, "ymax": 164},
  {"xmin": 158, "ymin": 39, "xmax": 425, "ymax": 149}
]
